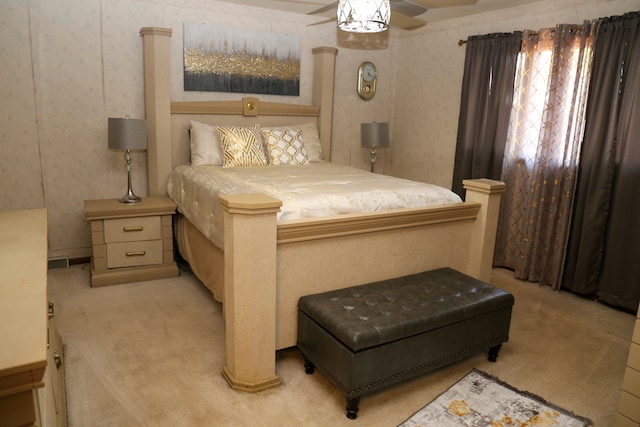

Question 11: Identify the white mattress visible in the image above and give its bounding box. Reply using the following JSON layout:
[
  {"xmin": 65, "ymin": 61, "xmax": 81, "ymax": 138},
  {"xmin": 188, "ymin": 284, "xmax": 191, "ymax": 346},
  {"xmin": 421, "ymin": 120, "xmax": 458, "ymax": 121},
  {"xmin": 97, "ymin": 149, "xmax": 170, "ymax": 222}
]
[{"xmin": 167, "ymin": 162, "xmax": 462, "ymax": 248}]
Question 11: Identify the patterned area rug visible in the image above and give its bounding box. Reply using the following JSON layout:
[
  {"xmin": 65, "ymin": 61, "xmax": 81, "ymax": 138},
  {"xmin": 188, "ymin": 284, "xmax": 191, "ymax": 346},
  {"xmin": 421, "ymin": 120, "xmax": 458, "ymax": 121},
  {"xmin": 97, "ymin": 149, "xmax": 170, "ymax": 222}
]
[{"xmin": 399, "ymin": 369, "xmax": 593, "ymax": 427}]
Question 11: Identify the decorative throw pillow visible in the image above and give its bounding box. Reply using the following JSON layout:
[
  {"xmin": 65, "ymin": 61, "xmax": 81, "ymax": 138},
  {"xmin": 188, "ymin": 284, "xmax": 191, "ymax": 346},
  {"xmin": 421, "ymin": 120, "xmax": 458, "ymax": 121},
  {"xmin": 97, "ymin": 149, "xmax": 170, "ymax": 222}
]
[
  {"xmin": 216, "ymin": 125, "xmax": 268, "ymax": 167},
  {"xmin": 260, "ymin": 127, "xmax": 309, "ymax": 165},
  {"xmin": 189, "ymin": 120, "xmax": 223, "ymax": 166}
]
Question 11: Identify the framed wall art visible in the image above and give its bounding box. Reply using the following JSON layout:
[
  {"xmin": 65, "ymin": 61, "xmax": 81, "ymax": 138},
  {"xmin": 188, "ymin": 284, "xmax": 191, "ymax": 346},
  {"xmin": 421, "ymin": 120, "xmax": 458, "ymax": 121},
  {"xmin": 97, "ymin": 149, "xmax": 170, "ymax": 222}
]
[{"xmin": 183, "ymin": 23, "xmax": 300, "ymax": 96}]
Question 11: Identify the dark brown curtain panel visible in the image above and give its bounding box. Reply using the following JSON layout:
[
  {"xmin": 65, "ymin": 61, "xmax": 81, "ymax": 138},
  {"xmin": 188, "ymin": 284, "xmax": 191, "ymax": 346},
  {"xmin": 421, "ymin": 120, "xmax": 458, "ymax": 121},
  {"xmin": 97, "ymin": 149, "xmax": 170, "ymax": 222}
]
[
  {"xmin": 451, "ymin": 32, "xmax": 522, "ymax": 198},
  {"xmin": 563, "ymin": 11, "xmax": 640, "ymax": 312}
]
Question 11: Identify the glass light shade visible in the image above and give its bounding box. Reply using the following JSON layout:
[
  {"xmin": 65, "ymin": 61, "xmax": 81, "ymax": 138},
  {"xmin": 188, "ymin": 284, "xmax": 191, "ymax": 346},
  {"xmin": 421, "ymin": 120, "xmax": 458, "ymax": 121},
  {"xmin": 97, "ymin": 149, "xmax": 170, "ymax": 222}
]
[{"xmin": 337, "ymin": 0, "xmax": 391, "ymax": 33}]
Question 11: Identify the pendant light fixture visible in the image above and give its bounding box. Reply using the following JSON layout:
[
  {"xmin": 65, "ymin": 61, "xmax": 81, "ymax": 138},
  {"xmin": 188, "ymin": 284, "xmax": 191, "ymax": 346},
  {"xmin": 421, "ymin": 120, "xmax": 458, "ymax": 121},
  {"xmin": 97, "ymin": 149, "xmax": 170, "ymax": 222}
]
[{"xmin": 337, "ymin": 0, "xmax": 391, "ymax": 33}]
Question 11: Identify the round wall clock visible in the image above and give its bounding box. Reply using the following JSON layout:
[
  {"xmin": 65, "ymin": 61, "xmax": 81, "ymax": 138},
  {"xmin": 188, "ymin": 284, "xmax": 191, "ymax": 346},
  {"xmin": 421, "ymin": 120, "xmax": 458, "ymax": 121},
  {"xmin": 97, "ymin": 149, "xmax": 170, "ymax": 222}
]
[{"xmin": 357, "ymin": 61, "xmax": 377, "ymax": 100}]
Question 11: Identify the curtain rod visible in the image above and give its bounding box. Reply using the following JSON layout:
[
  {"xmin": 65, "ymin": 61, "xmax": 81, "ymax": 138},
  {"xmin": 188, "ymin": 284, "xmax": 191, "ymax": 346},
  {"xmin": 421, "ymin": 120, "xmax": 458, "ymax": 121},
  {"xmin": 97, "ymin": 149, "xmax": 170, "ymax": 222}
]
[{"xmin": 458, "ymin": 25, "xmax": 586, "ymax": 46}]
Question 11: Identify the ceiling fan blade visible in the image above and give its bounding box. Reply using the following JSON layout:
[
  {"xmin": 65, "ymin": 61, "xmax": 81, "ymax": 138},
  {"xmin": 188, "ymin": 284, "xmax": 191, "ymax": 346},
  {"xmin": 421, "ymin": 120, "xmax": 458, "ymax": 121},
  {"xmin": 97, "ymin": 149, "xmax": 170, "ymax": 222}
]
[
  {"xmin": 390, "ymin": 12, "xmax": 426, "ymax": 30},
  {"xmin": 308, "ymin": 1, "xmax": 338, "ymax": 15},
  {"xmin": 408, "ymin": 0, "xmax": 477, "ymax": 8},
  {"xmin": 307, "ymin": 17, "xmax": 336, "ymax": 27},
  {"xmin": 273, "ymin": 0, "xmax": 326, "ymax": 3},
  {"xmin": 390, "ymin": 0, "xmax": 427, "ymax": 17}
]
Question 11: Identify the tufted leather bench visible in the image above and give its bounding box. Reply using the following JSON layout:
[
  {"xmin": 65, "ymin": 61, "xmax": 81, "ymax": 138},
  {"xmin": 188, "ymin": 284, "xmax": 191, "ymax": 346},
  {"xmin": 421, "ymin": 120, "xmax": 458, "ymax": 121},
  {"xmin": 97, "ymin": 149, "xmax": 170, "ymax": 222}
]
[{"xmin": 297, "ymin": 267, "xmax": 514, "ymax": 419}]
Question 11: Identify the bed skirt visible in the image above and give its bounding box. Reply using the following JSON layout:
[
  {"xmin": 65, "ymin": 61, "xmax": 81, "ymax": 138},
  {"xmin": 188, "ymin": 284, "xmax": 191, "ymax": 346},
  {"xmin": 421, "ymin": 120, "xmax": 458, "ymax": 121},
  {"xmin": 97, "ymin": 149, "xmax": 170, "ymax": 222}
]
[{"xmin": 175, "ymin": 214, "xmax": 225, "ymax": 302}]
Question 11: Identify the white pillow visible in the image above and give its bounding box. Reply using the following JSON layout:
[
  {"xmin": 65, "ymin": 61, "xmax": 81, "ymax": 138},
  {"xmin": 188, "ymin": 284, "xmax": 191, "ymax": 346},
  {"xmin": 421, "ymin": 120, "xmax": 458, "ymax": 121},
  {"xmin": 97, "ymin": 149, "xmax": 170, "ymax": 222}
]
[
  {"xmin": 260, "ymin": 127, "xmax": 309, "ymax": 165},
  {"xmin": 189, "ymin": 120, "xmax": 223, "ymax": 166},
  {"xmin": 297, "ymin": 122, "xmax": 323, "ymax": 162}
]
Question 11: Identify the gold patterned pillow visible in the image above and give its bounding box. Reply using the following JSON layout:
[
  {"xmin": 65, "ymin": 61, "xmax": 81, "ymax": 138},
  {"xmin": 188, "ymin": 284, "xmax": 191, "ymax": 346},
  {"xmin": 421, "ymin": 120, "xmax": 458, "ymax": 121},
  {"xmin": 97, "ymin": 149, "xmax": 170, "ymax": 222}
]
[
  {"xmin": 260, "ymin": 127, "xmax": 309, "ymax": 165},
  {"xmin": 217, "ymin": 125, "xmax": 268, "ymax": 167}
]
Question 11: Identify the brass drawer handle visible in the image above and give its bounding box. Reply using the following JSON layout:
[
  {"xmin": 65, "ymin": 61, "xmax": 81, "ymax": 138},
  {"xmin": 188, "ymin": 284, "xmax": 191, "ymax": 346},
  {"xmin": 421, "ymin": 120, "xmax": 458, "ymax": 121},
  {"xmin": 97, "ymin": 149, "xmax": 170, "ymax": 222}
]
[
  {"xmin": 123, "ymin": 226, "xmax": 144, "ymax": 232},
  {"xmin": 48, "ymin": 302, "xmax": 54, "ymax": 319},
  {"xmin": 53, "ymin": 352, "xmax": 62, "ymax": 369},
  {"xmin": 126, "ymin": 251, "xmax": 146, "ymax": 257}
]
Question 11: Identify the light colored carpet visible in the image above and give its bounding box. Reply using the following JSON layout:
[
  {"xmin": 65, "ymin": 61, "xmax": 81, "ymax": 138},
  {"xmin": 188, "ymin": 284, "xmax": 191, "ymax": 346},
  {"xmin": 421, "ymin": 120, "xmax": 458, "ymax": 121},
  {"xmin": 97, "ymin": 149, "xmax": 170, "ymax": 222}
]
[{"xmin": 47, "ymin": 266, "xmax": 635, "ymax": 426}]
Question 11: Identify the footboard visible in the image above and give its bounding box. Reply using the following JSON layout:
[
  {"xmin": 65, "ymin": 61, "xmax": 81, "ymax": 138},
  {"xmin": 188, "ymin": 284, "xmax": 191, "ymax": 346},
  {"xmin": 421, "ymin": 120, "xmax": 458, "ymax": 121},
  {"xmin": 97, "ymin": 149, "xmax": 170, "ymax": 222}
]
[{"xmin": 218, "ymin": 178, "xmax": 505, "ymax": 392}]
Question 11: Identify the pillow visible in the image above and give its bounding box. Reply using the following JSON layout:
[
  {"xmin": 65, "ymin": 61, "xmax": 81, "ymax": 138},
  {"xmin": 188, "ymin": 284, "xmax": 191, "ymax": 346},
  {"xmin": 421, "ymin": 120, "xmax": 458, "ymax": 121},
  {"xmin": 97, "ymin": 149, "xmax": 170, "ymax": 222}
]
[
  {"xmin": 297, "ymin": 122, "xmax": 323, "ymax": 162},
  {"xmin": 189, "ymin": 120, "xmax": 223, "ymax": 166},
  {"xmin": 260, "ymin": 127, "xmax": 309, "ymax": 165},
  {"xmin": 216, "ymin": 125, "xmax": 268, "ymax": 167}
]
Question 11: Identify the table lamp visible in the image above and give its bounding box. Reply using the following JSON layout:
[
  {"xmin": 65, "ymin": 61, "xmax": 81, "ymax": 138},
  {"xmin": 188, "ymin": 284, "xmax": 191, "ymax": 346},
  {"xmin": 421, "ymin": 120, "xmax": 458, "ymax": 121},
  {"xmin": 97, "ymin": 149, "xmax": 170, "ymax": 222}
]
[
  {"xmin": 108, "ymin": 117, "xmax": 147, "ymax": 203},
  {"xmin": 361, "ymin": 121, "xmax": 389, "ymax": 172}
]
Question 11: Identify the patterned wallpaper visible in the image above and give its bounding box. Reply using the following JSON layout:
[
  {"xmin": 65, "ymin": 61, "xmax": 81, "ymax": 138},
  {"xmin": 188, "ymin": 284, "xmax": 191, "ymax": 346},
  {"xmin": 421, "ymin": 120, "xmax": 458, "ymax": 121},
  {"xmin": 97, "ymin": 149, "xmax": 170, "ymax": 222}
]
[
  {"xmin": 0, "ymin": 1, "xmax": 44, "ymax": 210},
  {"xmin": 389, "ymin": 0, "xmax": 640, "ymax": 189},
  {"xmin": 0, "ymin": 0, "xmax": 636, "ymax": 259}
]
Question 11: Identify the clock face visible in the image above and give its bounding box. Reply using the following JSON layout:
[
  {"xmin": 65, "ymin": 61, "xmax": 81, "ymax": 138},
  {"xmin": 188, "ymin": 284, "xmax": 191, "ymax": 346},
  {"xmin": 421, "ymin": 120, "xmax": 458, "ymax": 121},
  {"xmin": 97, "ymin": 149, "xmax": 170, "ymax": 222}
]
[{"xmin": 362, "ymin": 63, "xmax": 376, "ymax": 82}]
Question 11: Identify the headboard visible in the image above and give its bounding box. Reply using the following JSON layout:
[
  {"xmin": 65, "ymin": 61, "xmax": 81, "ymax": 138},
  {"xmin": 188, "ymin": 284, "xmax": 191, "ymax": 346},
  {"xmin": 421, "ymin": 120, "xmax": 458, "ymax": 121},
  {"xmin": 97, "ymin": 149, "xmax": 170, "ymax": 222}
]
[{"xmin": 139, "ymin": 27, "xmax": 338, "ymax": 196}]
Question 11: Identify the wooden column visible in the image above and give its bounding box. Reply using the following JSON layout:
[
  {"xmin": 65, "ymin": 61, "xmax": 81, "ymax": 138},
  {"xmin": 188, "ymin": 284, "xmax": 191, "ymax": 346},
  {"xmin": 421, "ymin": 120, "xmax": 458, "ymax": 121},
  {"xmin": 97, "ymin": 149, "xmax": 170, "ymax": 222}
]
[
  {"xmin": 218, "ymin": 193, "xmax": 282, "ymax": 392},
  {"xmin": 312, "ymin": 47, "xmax": 338, "ymax": 161},
  {"xmin": 140, "ymin": 27, "xmax": 172, "ymax": 196},
  {"xmin": 463, "ymin": 179, "xmax": 506, "ymax": 282}
]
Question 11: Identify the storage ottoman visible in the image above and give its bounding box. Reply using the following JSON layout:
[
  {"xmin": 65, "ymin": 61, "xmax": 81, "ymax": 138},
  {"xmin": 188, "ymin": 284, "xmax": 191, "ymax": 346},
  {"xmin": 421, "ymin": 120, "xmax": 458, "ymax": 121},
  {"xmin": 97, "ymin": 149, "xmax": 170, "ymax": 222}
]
[{"xmin": 297, "ymin": 267, "xmax": 514, "ymax": 419}]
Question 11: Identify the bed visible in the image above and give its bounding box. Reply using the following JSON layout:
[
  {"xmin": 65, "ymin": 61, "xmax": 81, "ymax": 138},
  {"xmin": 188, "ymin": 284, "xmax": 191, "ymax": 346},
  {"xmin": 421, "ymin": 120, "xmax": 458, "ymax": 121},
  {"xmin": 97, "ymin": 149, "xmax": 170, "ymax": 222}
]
[{"xmin": 140, "ymin": 27, "xmax": 506, "ymax": 392}]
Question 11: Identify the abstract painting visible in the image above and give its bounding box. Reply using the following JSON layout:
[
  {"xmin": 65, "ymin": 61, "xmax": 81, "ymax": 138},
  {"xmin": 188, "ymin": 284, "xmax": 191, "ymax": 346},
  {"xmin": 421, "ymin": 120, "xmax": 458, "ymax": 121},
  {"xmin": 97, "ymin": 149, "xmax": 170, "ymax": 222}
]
[{"xmin": 183, "ymin": 23, "xmax": 300, "ymax": 96}]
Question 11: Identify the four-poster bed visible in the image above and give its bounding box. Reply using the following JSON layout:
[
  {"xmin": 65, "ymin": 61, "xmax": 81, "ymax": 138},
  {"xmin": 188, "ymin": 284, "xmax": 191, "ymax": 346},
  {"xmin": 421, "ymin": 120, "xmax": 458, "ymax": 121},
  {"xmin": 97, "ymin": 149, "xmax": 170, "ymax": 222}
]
[{"xmin": 139, "ymin": 27, "xmax": 505, "ymax": 392}]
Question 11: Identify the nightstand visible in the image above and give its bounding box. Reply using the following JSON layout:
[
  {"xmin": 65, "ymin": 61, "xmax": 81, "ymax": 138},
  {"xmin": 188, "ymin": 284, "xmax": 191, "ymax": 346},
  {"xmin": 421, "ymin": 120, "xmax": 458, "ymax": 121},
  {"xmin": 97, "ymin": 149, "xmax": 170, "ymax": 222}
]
[{"xmin": 84, "ymin": 196, "xmax": 179, "ymax": 286}]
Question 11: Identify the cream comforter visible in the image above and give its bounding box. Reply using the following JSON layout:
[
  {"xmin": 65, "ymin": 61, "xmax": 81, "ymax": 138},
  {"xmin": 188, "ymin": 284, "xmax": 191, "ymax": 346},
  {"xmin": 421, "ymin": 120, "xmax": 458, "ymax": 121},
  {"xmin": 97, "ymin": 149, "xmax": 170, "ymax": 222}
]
[{"xmin": 167, "ymin": 162, "xmax": 462, "ymax": 249}]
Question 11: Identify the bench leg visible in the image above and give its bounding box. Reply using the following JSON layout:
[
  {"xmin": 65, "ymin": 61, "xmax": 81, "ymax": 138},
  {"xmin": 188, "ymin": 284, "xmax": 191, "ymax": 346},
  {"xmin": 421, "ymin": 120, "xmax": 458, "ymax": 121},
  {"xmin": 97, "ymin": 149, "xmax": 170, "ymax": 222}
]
[
  {"xmin": 488, "ymin": 344, "xmax": 502, "ymax": 362},
  {"xmin": 346, "ymin": 397, "xmax": 360, "ymax": 419},
  {"xmin": 303, "ymin": 357, "xmax": 315, "ymax": 374}
]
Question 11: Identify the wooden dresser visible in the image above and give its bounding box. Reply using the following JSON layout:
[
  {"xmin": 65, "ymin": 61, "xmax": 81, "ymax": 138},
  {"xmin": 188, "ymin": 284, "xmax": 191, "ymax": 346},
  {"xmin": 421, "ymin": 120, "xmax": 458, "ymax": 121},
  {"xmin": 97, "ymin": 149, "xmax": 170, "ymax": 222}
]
[
  {"xmin": 0, "ymin": 209, "xmax": 66, "ymax": 426},
  {"xmin": 616, "ymin": 303, "xmax": 640, "ymax": 427}
]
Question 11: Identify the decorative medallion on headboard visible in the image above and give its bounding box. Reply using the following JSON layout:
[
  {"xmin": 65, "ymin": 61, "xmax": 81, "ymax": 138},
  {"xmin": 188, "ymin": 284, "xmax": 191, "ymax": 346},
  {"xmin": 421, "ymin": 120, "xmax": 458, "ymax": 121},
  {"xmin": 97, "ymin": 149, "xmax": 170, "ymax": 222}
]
[{"xmin": 183, "ymin": 23, "xmax": 301, "ymax": 96}]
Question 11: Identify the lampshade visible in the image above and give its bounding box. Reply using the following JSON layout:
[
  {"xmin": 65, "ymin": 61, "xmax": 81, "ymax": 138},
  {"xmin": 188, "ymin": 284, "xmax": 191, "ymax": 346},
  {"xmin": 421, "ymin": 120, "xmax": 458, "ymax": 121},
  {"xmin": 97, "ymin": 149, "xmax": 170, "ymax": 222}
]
[
  {"xmin": 361, "ymin": 122, "xmax": 390, "ymax": 148},
  {"xmin": 337, "ymin": 0, "xmax": 390, "ymax": 33},
  {"xmin": 108, "ymin": 117, "xmax": 147, "ymax": 151}
]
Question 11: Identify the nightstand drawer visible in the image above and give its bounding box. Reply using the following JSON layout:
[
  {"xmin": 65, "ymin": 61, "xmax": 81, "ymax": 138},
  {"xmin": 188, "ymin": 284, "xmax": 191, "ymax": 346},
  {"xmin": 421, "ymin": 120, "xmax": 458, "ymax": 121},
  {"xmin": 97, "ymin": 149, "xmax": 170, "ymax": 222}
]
[
  {"xmin": 106, "ymin": 240, "xmax": 163, "ymax": 268},
  {"xmin": 104, "ymin": 216, "xmax": 161, "ymax": 243}
]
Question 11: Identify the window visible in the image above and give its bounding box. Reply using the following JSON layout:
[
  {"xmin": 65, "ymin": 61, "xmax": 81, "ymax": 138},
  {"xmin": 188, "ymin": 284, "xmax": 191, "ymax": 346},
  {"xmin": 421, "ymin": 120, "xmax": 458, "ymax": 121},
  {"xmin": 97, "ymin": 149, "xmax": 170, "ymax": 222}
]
[{"xmin": 505, "ymin": 29, "xmax": 593, "ymax": 170}]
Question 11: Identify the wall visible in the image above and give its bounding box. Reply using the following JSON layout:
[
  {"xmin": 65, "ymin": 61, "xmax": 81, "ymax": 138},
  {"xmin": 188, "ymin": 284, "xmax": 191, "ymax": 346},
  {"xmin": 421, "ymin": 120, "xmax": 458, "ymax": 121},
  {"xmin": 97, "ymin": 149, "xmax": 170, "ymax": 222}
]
[
  {"xmin": 0, "ymin": 0, "xmax": 395, "ymax": 259},
  {"xmin": 390, "ymin": 0, "xmax": 639, "ymax": 188},
  {"xmin": 0, "ymin": 0, "xmax": 637, "ymax": 260}
]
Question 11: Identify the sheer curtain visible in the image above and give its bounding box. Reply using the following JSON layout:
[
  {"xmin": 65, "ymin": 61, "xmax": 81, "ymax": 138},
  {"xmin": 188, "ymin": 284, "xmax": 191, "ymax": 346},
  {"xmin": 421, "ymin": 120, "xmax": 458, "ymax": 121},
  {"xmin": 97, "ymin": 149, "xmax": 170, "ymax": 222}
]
[
  {"xmin": 493, "ymin": 24, "xmax": 597, "ymax": 288},
  {"xmin": 451, "ymin": 32, "xmax": 522, "ymax": 198},
  {"xmin": 563, "ymin": 12, "xmax": 640, "ymax": 312}
]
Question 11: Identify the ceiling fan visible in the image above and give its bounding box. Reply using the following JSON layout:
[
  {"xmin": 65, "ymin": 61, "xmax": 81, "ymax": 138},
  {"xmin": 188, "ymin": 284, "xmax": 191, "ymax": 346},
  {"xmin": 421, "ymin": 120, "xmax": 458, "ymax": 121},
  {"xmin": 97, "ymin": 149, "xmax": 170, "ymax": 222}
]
[{"xmin": 307, "ymin": 0, "xmax": 477, "ymax": 31}]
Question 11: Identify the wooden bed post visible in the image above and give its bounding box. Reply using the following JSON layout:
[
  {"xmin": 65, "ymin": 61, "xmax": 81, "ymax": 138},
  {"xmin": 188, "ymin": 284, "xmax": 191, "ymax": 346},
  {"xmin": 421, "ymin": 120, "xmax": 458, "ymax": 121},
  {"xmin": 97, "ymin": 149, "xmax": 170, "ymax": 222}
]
[
  {"xmin": 463, "ymin": 179, "xmax": 506, "ymax": 282},
  {"xmin": 312, "ymin": 47, "xmax": 338, "ymax": 161},
  {"xmin": 140, "ymin": 27, "xmax": 172, "ymax": 196},
  {"xmin": 218, "ymin": 193, "xmax": 283, "ymax": 392}
]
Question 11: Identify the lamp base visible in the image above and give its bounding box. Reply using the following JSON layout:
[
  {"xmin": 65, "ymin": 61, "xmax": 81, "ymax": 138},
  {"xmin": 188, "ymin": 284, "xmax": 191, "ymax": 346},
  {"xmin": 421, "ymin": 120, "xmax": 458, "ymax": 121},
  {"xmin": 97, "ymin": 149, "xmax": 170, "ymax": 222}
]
[
  {"xmin": 120, "ymin": 190, "xmax": 141, "ymax": 204},
  {"xmin": 370, "ymin": 147, "xmax": 377, "ymax": 173},
  {"xmin": 119, "ymin": 149, "xmax": 142, "ymax": 203}
]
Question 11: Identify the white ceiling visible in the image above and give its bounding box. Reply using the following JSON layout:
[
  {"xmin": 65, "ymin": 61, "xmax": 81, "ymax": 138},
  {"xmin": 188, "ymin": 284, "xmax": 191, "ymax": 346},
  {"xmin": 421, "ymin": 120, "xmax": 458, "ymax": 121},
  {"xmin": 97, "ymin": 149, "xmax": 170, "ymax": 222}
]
[{"xmin": 214, "ymin": 0, "xmax": 545, "ymax": 26}]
